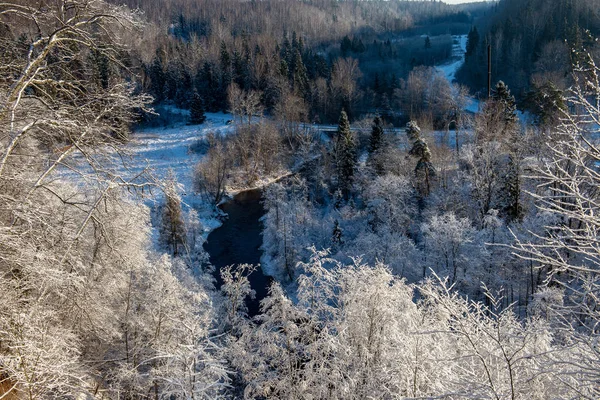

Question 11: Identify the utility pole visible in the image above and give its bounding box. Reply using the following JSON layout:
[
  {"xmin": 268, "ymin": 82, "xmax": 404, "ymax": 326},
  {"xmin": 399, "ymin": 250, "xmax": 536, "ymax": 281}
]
[{"xmin": 487, "ymin": 44, "xmax": 492, "ymax": 98}]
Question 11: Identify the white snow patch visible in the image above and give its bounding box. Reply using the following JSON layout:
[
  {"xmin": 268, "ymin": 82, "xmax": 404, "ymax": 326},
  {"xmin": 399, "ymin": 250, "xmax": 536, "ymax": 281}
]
[
  {"xmin": 435, "ymin": 35, "xmax": 468, "ymax": 84},
  {"xmin": 130, "ymin": 112, "xmax": 234, "ymax": 194}
]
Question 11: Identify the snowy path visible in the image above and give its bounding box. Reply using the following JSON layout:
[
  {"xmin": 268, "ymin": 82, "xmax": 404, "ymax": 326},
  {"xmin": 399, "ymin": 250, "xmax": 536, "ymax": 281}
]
[
  {"xmin": 436, "ymin": 35, "xmax": 468, "ymax": 84},
  {"xmin": 435, "ymin": 34, "xmax": 481, "ymax": 114}
]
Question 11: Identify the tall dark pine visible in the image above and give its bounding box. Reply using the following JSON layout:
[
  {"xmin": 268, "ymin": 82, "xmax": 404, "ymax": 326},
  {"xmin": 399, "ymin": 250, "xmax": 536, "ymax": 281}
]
[
  {"xmin": 91, "ymin": 48, "xmax": 110, "ymax": 89},
  {"xmin": 406, "ymin": 121, "xmax": 435, "ymax": 196},
  {"xmin": 219, "ymin": 42, "xmax": 232, "ymax": 109},
  {"xmin": 367, "ymin": 116, "xmax": 385, "ymax": 175},
  {"xmin": 334, "ymin": 110, "xmax": 357, "ymax": 200},
  {"xmin": 160, "ymin": 189, "xmax": 187, "ymax": 257},
  {"xmin": 149, "ymin": 53, "xmax": 165, "ymax": 103},
  {"xmin": 292, "ymin": 48, "xmax": 309, "ymax": 97},
  {"xmin": 502, "ymin": 155, "xmax": 523, "ymax": 223},
  {"xmin": 424, "ymin": 36, "xmax": 432, "ymax": 49},
  {"xmin": 492, "ymin": 81, "xmax": 517, "ymax": 126},
  {"xmin": 190, "ymin": 92, "xmax": 206, "ymax": 125},
  {"xmin": 331, "ymin": 219, "xmax": 344, "ymax": 250},
  {"xmin": 465, "ymin": 26, "xmax": 479, "ymax": 60}
]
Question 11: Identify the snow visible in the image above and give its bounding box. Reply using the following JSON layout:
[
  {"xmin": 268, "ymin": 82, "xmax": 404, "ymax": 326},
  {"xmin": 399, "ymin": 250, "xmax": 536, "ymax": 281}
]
[
  {"xmin": 435, "ymin": 34, "xmax": 482, "ymax": 115},
  {"xmin": 435, "ymin": 35, "xmax": 468, "ymax": 84},
  {"xmin": 130, "ymin": 112, "xmax": 234, "ymax": 194}
]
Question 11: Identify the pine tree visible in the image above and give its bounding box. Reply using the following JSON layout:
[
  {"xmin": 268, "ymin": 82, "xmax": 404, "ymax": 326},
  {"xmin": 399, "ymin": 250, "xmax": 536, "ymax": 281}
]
[
  {"xmin": 523, "ymin": 82, "xmax": 566, "ymax": 127},
  {"xmin": 492, "ymin": 81, "xmax": 517, "ymax": 126},
  {"xmin": 91, "ymin": 48, "xmax": 110, "ymax": 89},
  {"xmin": 149, "ymin": 51, "xmax": 165, "ymax": 102},
  {"xmin": 406, "ymin": 121, "xmax": 435, "ymax": 196},
  {"xmin": 466, "ymin": 26, "xmax": 479, "ymax": 60},
  {"xmin": 341, "ymin": 35, "xmax": 352, "ymax": 56},
  {"xmin": 501, "ymin": 155, "xmax": 523, "ymax": 223},
  {"xmin": 189, "ymin": 91, "xmax": 206, "ymax": 125},
  {"xmin": 424, "ymin": 36, "xmax": 432, "ymax": 49},
  {"xmin": 160, "ymin": 180, "xmax": 187, "ymax": 257},
  {"xmin": 331, "ymin": 219, "xmax": 344, "ymax": 250},
  {"xmin": 367, "ymin": 116, "xmax": 385, "ymax": 175},
  {"xmin": 292, "ymin": 48, "xmax": 309, "ymax": 97},
  {"xmin": 334, "ymin": 110, "xmax": 357, "ymax": 200}
]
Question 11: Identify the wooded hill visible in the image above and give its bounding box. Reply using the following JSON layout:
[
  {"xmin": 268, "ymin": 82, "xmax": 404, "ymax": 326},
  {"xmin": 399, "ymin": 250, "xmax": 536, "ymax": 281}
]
[
  {"xmin": 458, "ymin": 0, "xmax": 600, "ymax": 99},
  {"xmin": 109, "ymin": 0, "xmax": 481, "ymax": 123}
]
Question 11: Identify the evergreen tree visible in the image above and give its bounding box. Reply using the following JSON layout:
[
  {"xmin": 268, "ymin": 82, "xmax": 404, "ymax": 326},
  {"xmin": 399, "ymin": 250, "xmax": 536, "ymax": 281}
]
[
  {"xmin": 197, "ymin": 62, "xmax": 217, "ymax": 111},
  {"xmin": 292, "ymin": 48, "xmax": 309, "ymax": 97},
  {"xmin": 279, "ymin": 59, "xmax": 290, "ymax": 78},
  {"xmin": 91, "ymin": 48, "xmax": 110, "ymax": 89},
  {"xmin": 189, "ymin": 91, "xmax": 206, "ymax": 125},
  {"xmin": 465, "ymin": 26, "xmax": 479, "ymax": 60},
  {"xmin": 281, "ymin": 35, "xmax": 292, "ymax": 65},
  {"xmin": 367, "ymin": 116, "xmax": 385, "ymax": 175},
  {"xmin": 160, "ymin": 180, "xmax": 187, "ymax": 257},
  {"xmin": 334, "ymin": 110, "xmax": 357, "ymax": 200},
  {"xmin": 501, "ymin": 155, "xmax": 523, "ymax": 223},
  {"xmin": 331, "ymin": 219, "xmax": 344, "ymax": 250},
  {"xmin": 233, "ymin": 49, "xmax": 249, "ymax": 89},
  {"xmin": 149, "ymin": 52, "xmax": 165, "ymax": 102},
  {"xmin": 492, "ymin": 81, "xmax": 517, "ymax": 125},
  {"xmin": 219, "ymin": 42, "xmax": 232, "ymax": 109},
  {"xmin": 424, "ymin": 35, "xmax": 432, "ymax": 49},
  {"xmin": 341, "ymin": 35, "xmax": 352, "ymax": 56},
  {"xmin": 406, "ymin": 121, "xmax": 435, "ymax": 196},
  {"xmin": 523, "ymin": 82, "xmax": 566, "ymax": 127}
]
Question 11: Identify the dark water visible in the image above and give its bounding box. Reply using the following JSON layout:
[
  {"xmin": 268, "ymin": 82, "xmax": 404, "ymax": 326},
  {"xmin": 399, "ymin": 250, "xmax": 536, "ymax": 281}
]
[{"xmin": 203, "ymin": 189, "xmax": 273, "ymax": 317}]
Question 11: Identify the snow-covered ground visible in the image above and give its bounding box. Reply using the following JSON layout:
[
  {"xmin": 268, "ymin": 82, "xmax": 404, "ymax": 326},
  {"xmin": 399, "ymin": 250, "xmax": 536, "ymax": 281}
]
[
  {"xmin": 435, "ymin": 35, "xmax": 482, "ymax": 114},
  {"xmin": 436, "ymin": 35, "xmax": 468, "ymax": 84},
  {"xmin": 129, "ymin": 111, "xmax": 233, "ymax": 196}
]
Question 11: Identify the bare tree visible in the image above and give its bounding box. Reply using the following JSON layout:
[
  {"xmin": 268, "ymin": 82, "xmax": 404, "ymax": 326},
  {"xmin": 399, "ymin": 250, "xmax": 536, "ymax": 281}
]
[
  {"xmin": 330, "ymin": 57, "xmax": 362, "ymax": 115},
  {"xmin": 194, "ymin": 133, "xmax": 229, "ymax": 205},
  {"xmin": 227, "ymin": 82, "xmax": 263, "ymax": 125},
  {"xmin": 510, "ymin": 52, "xmax": 600, "ymax": 397}
]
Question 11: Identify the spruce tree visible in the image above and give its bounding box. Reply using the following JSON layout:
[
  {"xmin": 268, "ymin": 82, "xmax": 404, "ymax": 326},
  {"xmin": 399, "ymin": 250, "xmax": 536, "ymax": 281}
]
[
  {"xmin": 465, "ymin": 26, "xmax": 479, "ymax": 60},
  {"xmin": 91, "ymin": 48, "xmax": 110, "ymax": 89},
  {"xmin": 341, "ymin": 35, "xmax": 352, "ymax": 56},
  {"xmin": 523, "ymin": 82, "xmax": 566, "ymax": 127},
  {"xmin": 424, "ymin": 36, "xmax": 432, "ymax": 49},
  {"xmin": 367, "ymin": 116, "xmax": 385, "ymax": 175},
  {"xmin": 492, "ymin": 81, "xmax": 517, "ymax": 126},
  {"xmin": 160, "ymin": 181, "xmax": 187, "ymax": 257},
  {"xmin": 149, "ymin": 52, "xmax": 165, "ymax": 102},
  {"xmin": 406, "ymin": 121, "xmax": 435, "ymax": 196},
  {"xmin": 331, "ymin": 219, "xmax": 344, "ymax": 250},
  {"xmin": 292, "ymin": 48, "xmax": 309, "ymax": 97},
  {"xmin": 190, "ymin": 91, "xmax": 206, "ymax": 125},
  {"xmin": 502, "ymin": 155, "xmax": 523, "ymax": 223},
  {"xmin": 334, "ymin": 110, "xmax": 357, "ymax": 200}
]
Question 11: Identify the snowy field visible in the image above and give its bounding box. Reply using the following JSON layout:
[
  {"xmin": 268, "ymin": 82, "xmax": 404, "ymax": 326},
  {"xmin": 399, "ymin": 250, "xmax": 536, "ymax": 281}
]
[{"xmin": 129, "ymin": 110, "xmax": 233, "ymax": 196}]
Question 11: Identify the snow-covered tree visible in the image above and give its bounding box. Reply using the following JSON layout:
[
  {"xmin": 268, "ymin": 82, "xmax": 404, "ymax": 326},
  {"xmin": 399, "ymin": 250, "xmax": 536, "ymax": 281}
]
[
  {"xmin": 160, "ymin": 177, "xmax": 187, "ymax": 257},
  {"xmin": 422, "ymin": 212, "xmax": 474, "ymax": 283},
  {"xmin": 333, "ymin": 110, "xmax": 357, "ymax": 200},
  {"xmin": 510, "ymin": 51, "xmax": 600, "ymax": 396},
  {"xmin": 367, "ymin": 115, "xmax": 385, "ymax": 175},
  {"xmin": 365, "ymin": 174, "xmax": 416, "ymax": 234},
  {"xmin": 406, "ymin": 121, "xmax": 436, "ymax": 196},
  {"xmin": 220, "ymin": 264, "xmax": 256, "ymax": 331},
  {"xmin": 189, "ymin": 91, "xmax": 207, "ymax": 124}
]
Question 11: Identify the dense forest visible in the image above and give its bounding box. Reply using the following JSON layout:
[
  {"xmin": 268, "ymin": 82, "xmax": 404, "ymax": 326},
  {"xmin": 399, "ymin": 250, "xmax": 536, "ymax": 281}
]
[
  {"xmin": 458, "ymin": 0, "xmax": 600, "ymax": 101},
  {"xmin": 1, "ymin": 0, "xmax": 600, "ymax": 399},
  {"xmin": 109, "ymin": 0, "xmax": 484, "ymax": 123}
]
